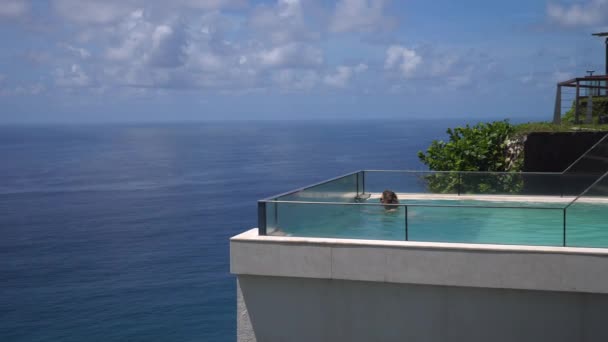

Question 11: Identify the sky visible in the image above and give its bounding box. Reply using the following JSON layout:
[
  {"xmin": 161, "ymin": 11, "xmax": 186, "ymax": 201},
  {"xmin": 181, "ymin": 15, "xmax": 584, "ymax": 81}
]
[{"xmin": 0, "ymin": 0, "xmax": 608, "ymax": 123}]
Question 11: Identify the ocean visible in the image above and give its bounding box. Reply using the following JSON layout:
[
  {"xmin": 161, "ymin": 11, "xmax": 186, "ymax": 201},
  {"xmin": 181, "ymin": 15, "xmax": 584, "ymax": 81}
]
[{"xmin": 0, "ymin": 119, "xmax": 464, "ymax": 341}]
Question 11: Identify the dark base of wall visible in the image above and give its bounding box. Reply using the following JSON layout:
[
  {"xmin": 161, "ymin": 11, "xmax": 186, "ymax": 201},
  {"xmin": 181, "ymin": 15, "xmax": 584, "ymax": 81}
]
[{"xmin": 523, "ymin": 132, "xmax": 606, "ymax": 172}]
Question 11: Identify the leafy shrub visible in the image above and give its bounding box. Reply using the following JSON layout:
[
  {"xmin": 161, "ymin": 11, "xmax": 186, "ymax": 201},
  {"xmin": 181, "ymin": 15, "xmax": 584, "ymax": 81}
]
[
  {"xmin": 418, "ymin": 120, "xmax": 515, "ymax": 172},
  {"xmin": 417, "ymin": 120, "xmax": 522, "ymax": 193}
]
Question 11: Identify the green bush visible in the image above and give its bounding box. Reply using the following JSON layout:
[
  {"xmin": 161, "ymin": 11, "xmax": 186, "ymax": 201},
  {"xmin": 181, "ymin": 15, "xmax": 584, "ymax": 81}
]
[
  {"xmin": 418, "ymin": 120, "xmax": 514, "ymax": 172},
  {"xmin": 417, "ymin": 120, "xmax": 522, "ymax": 194}
]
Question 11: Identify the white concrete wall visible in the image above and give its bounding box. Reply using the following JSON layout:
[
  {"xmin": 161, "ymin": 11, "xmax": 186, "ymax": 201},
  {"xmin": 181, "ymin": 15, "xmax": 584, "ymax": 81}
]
[
  {"xmin": 237, "ymin": 275, "xmax": 608, "ymax": 342},
  {"xmin": 231, "ymin": 229, "xmax": 608, "ymax": 342}
]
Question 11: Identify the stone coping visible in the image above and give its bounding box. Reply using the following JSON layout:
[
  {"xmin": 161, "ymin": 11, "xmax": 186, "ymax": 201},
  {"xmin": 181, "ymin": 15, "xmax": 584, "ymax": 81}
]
[
  {"xmin": 231, "ymin": 228, "xmax": 608, "ymax": 294},
  {"xmin": 232, "ymin": 228, "xmax": 608, "ymax": 256}
]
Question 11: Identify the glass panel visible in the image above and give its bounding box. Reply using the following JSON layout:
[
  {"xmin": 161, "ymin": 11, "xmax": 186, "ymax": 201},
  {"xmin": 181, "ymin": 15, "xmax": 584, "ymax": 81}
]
[
  {"xmin": 561, "ymin": 173, "xmax": 601, "ymax": 197},
  {"xmin": 277, "ymin": 172, "xmax": 359, "ymax": 203},
  {"xmin": 459, "ymin": 172, "xmax": 563, "ymax": 196},
  {"xmin": 265, "ymin": 199, "xmax": 565, "ymax": 245},
  {"xmin": 268, "ymin": 202, "xmax": 406, "ymax": 241},
  {"xmin": 364, "ymin": 171, "xmax": 459, "ymax": 195},
  {"xmin": 565, "ymin": 173, "xmax": 608, "ymax": 248},
  {"xmin": 407, "ymin": 206, "xmax": 564, "ymax": 246},
  {"xmin": 562, "ymin": 134, "xmax": 608, "ymax": 191},
  {"xmin": 364, "ymin": 171, "xmax": 564, "ymax": 196},
  {"xmin": 265, "ymin": 201, "xmax": 278, "ymax": 234}
]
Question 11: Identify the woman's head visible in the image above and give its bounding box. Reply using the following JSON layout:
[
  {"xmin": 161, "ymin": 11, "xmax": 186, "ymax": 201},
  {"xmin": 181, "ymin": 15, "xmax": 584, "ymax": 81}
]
[{"xmin": 380, "ymin": 189, "xmax": 399, "ymax": 210}]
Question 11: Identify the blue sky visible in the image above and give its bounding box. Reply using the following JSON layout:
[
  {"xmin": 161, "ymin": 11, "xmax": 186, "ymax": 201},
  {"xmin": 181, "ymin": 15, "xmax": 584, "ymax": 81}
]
[{"xmin": 0, "ymin": 0, "xmax": 607, "ymax": 123}]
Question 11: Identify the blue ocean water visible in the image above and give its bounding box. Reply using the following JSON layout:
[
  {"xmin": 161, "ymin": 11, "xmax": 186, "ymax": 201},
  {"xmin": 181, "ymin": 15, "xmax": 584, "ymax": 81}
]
[{"xmin": 0, "ymin": 120, "xmax": 461, "ymax": 341}]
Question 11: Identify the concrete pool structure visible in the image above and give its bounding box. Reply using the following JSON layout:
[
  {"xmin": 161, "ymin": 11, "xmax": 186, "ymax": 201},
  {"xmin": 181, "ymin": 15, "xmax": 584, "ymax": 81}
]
[
  {"xmin": 232, "ymin": 229, "xmax": 608, "ymax": 342},
  {"xmin": 231, "ymin": 136, "xmax": 608, "ymax": 341}
]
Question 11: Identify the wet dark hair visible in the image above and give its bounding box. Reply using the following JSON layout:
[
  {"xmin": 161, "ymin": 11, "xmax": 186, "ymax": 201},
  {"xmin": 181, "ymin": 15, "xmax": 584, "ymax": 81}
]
[{"xmin": 380, "ymin": 189, "xmax": 399, "ymax": 210}]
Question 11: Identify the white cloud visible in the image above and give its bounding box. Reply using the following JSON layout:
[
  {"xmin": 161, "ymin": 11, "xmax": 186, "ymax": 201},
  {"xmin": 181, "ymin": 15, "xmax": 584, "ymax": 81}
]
[
  {"xmin": 52, "ymin": 0, "xmax": 245, "ymax": 24},
  {"xmin": 63, "ymin": 44, "xmax": 91, "ymax": 59},
  {"xmin": 330, "ymin": 0, "xmax": 395, "ymax": 33},
  {"xmin": 257, "ymin": 43, "xmax": 323, "ymax": 68},
  {"xmin": 0, "ymin": 82, "xmax": 47, "ymax": 97},
  {"xmin": 553, "ymin": 70, "xmax": 574, "ymax": 82},
  {"xmin": 54, "ymin": 64, "xmax": 90, "ymax": 87},
  {"xmin": 385, "ymin": 45, "xmax": 422, "ymax": 78},
  {"xmin": 0, "ymin": 0, "xmax": 29, "ymax": 18},
  {"xmin": 324, "ymin": 63, "xmax": 367, "ymax": 87},
  {"xmin": 520, "ymin": 74, "xmax": 534, "ymax": 84},
  {"xmin": 547, "ymin": 0, "xmax": 608, "ymax": 27},
  {"xmin": 104, "ymin": 10, "xmax": 149, "ymax": 61},
  {"xmin": 168, "ymin": 0, "xmax": 246, "ymax": 10},
  {"xmin": 191, "ymin": 52, "xmax": 226, "ymax": 72},
  {"xmin": 249, "ymin": 0, "xmax": 318, "ymax": 44},
  {"xmin": 446, "ymin": 66, "xmax": 473, "ymax": 87},
  {"xmin": 272, "ymin": 69, "xmax": 319, "ymax": 91},
  {"xmin": 29, "ymin": 83, "xmax": 46, "ymax": 95},
  {"xmin": 52, "ymin": 0, "xmax": 135, "ymax": 24},
  {"xmin": 149, "ymin": 24, "xmax": 188, "ymax": 68}
]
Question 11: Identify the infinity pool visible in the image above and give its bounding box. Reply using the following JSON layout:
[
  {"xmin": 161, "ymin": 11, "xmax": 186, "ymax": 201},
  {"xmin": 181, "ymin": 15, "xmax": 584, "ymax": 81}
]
[{"xmin": 268, "ymin": 199, "xmax": 608, "ymax": 248}]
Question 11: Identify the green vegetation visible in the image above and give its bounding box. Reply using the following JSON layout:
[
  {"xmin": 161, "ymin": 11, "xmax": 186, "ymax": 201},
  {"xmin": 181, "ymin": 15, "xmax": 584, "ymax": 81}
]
[
  {"xmin": 513, "ymin": 121, "xmax": 608, "ymax": 136},
  {"xmin": 418, "ymin": 120, "xmax": 515, "ymax": 172},
  {"xmin": 418, "ymin": 118, "xmax": 608, "ymax": 194},
  {"xmin": 417, "ymin": 120, "xmax": 524, "ymax": 193},
  {"xmin": 562, "ymin": 97, "xmax": 608, "ymax": 124},
  {"xmin": 417, "ymin": 81, "xmax": 608, "ymax": 194}
]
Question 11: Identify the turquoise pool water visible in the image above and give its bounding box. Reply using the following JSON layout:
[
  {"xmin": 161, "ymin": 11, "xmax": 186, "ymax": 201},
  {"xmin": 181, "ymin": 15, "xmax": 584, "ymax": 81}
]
[{"xmin": 270, "ymin": 199, "xmax": 608, "ymax": 248}]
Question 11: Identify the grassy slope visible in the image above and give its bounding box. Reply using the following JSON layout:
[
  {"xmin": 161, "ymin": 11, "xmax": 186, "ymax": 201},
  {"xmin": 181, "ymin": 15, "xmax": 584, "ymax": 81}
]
[{"xmin": 513, "ymin": 122, "xmax": 608, "ymax": 137}]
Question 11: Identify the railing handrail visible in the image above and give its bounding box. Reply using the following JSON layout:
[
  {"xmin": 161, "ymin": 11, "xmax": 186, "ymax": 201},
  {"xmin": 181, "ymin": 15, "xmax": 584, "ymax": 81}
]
[
  {"xmin": 364, "ymin": 170, "xmax": 563, "ymax": 175},
  {"xmin": 261, "ymin": 199, "xmax": 563, "ymax": 210},
  {"xmin": 259, "ymin": 170, "xmax": 362, "ymax": 202}
]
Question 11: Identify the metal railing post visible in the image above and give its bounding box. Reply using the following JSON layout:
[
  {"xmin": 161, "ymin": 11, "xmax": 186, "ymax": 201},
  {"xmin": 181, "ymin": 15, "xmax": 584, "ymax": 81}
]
[
  {"xmin": 563, "ymin": 208, "xmax": 567, "ymax": 247},
  {"xmin": 362, "ymin": 170, "xmax": 366, "ymax": 195},
  {"xmin": 258, "ymin": 201, "xmax": 267, "ymax": 235},
  {"xmin": 405, "ymin": 206, "xmax": 409, "ymax": 241},
  {"xmin": 457, "ymin": 173, "xmax": 462, "ymax": 196}
]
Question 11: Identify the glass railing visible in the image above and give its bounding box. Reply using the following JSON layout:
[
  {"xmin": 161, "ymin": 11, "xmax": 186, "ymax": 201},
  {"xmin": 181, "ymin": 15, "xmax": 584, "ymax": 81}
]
[
  {"xmin": 258, "ymin": 134, "xmax": 608, "ymax": 247},
  {"xmin": 258, "ymin": 168, "xmax": 608, "ymax": 248},
  {"xmin": 564, "ymin": 171, "xmax": 608, "ymax": 248},
  {"xmin": 363, "ymin": 170, "xmax": 569, "ymax": 196}
]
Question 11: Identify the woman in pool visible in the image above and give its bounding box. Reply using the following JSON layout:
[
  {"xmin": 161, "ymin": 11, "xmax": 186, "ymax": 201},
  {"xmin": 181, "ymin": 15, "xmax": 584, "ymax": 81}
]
[{"xmin": 380, "ymin": 189, "xmax": 399, "ymax": 211}]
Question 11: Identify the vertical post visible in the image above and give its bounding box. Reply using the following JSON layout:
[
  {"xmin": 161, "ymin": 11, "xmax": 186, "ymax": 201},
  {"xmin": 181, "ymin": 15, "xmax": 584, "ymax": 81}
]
[
  {"xmin": 575, "ymin": 81, "xmax": 580, "ymax": 123},
  {"xmin": 586, "ymin": 88, "xmax": 593, "ymax": 124},
  {"xmin": 274, "ymin": 202, "xmax": 278, "ymax": 228},
  {"xmin": 404, "ymin": 206, "xmax": 409, "ymax": 241},
  {"xmin": 356, "ymin": 172, "xmax": 360, "ymax": 196},
  {"xmin": 457, "ymin": 173, "xmax": 462, "ymax": 196},
  {"xmin": 553, "ymin": 85, "xmax": 562, "ymax": 124},
  {"xmin": 258, "ymin": 201, "xmax": 267, "ymax": 235},
  {"xmin": 563, "ymin": 208, "xmax": 567, "ymax": 247},
  {"xmin": 362, "ymin": 170, "xmax": 366, "ymax": 195},
  {"xmin": 605, "ymin": 37, "xmax": 608, "ymax": 77}
]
